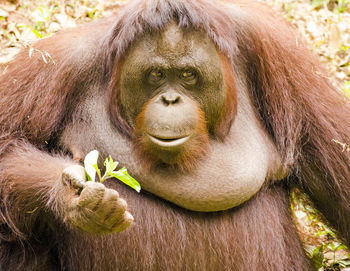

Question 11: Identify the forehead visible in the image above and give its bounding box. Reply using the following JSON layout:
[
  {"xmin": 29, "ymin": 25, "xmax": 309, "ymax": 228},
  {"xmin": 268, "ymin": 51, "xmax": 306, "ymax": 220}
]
[{"xmin": 122, "ymin": 22, "xmax": 221, "ymax": 68}]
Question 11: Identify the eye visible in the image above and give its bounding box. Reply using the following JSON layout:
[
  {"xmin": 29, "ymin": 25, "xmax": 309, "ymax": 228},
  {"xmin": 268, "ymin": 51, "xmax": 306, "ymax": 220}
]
[
  {"xmin": 180, "ymin": 70, "xmax": 197, "ymax": 83},
  {"xmin": 148, "ymin": 69, "xmax": 164, "ymax": 82}
]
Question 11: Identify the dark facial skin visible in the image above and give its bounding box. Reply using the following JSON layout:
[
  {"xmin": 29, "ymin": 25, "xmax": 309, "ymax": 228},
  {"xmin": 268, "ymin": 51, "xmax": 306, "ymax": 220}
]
[
  {"xmin": 118, "ymin": 22, "xmax": 225, "ymax": 168},
  {"xmin": 119, "ymin": 23, "xmax": 225, "ymax": 133}
]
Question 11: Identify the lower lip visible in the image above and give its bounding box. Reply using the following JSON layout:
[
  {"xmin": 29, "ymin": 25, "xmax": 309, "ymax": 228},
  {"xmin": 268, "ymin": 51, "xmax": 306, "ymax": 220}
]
[{"xmin": 148, "ymin": 135, "xmax": 190, "ymax": 147}]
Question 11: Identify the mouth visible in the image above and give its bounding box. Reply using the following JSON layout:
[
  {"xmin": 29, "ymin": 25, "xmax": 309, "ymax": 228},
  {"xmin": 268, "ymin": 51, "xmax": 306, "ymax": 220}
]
[{"xmin": 148, "ymin": 134, "xmax": 190, "ymax": 147}]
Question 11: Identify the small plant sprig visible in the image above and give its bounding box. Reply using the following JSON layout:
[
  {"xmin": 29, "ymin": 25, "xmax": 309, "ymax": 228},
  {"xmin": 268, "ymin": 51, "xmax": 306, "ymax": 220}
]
[
  {"xmin": 84, "ymin": 150, "xmax": 141, "ymax": 192},
  {"xmin": 332, "ymin": 139, "xmax": 350, "ymax": 152}
]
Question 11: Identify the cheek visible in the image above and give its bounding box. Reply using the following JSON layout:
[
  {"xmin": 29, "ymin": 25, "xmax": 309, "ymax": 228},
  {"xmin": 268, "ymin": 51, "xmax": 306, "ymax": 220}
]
[
  {"xmin": 197, "ymin": 87, "xmax": 226, "ymax": 132},
  {"xmin": 119, "ymin": 85, "xmax": 148, "ymax": 125},
  {"xmin": 207, "ymin": 90, "xmax": 226, "ymax": 115}
]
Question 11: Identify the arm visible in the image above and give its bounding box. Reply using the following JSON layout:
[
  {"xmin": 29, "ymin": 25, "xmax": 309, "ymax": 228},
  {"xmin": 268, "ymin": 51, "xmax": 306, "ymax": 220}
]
[
  {"xmin": 299, "ymin": 143, "xmax": 350, "ymax": 246},
  {"xmin": 0, "ymin": 140, "xmax": 133, "ymax": 241}
]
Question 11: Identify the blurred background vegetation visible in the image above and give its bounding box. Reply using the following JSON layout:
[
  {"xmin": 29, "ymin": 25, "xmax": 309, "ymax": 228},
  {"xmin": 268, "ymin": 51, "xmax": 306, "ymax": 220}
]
[{"xmin": 0, "ymin": 0, "xmax": 350, "ymax": 270}]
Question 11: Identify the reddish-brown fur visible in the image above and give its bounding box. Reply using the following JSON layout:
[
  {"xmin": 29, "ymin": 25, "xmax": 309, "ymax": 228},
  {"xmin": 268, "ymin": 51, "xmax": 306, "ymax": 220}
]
[
  {"xmin": 0, "ymin": 0, "xmax": 349, "ymax": 270},
  {"xmin": 108, "ymin": 59, "xmax": 133, "ymax": 138},
  {"xmin": 215, "ymin": 54, "xmax": 237, "ymax": 140}
]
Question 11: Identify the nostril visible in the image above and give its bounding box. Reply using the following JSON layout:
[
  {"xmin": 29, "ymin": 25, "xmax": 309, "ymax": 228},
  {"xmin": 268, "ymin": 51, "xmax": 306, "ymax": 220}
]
[
  {"xmin": 161, "ymin": 94, "xmax": 181, "ymax": 105},
  {"xmin": 161, "ymin": 95, "xmax": 170, "ymax": 106}
]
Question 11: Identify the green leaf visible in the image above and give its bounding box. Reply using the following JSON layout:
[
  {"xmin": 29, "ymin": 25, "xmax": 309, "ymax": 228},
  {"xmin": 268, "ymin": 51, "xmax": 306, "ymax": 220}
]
[
  {"xmin": 93, "ymin": 164, "xmax": 102, "ymax": 183},
  {"xmin": 104, "ymin": 155, "xmax": 118, "ymax": 175},
  {"xmin": 45, "ymin": 51, "xmax": 55, "ymax": 64},
  {"xmin": 17, "ymin": 24, "xmax": 43, "ymax": 38},
  {"xmin": 336, "ymin": 244, "xmax": 349, "ymax": 251},
  {"xmin": 26, "ymin": 207, "xmax": 39, "ymax": 214},
  {"xmin": 110, "ymin": 167, "xmax": 141, "ymax": 192},
  {"xmin": 337, "ymin": 260, "xmax": 350, "ymax": 267},
  {"xmin": 32, "ymin": 5, "xmax": 51, "ymax": 23},
  {"xmin": 342, "ymin": 81, "xmax": 350, "ymax": 98},
  {"xmin": 327, "ymin": 242, "xmax": 340, "ymax": 251},
  {"xmin": 311, "ymin": 0, "xmax": 329, "ymax": 9},
  {"xmin": 84, "ymin": 150, "xmax": 99, "ymax": 182},
  {"xmin": 311, "ymin": 246, "xmax": 325, "ymax": 269}
]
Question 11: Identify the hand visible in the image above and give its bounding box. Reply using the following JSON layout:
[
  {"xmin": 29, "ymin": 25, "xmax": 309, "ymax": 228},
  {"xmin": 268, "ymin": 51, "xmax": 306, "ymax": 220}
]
[{"xmin": 59, "ymin": 165, "xmax": 133, "ymax": 234}]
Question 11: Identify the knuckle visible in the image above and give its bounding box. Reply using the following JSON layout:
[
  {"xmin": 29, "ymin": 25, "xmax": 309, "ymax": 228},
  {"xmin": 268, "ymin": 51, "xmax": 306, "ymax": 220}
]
[
  {"xmin": 117, "ymin": 211, "xmax": 133, "ymax": 226},
  {"xmin": 124, "ymin": 211, "xmax": 134, "ymax": 223},
  {"xmin": 85, "ymin": 181, "xmax": 105, "ymax": 191},
  {"xmin": 105, "ymin": 188, "xmax": 119, "ymax": 200},
  {"xmin": 111, "ymin": 211, "xmax": 134, "ymax": 232},
  {"xmin": 116, "ymin": 198, "xmax": 127, "ymax": 210},
  {"xmin": 63, "ymin": 165, "xmax": 85, "ymax": 178},
  {"xmin": 62, "ymin": 165, "xmax": 86, "ymax": 188},
  {"xmin": 78, "ymin": 190, "xmax": 103, "ymax": 208}
]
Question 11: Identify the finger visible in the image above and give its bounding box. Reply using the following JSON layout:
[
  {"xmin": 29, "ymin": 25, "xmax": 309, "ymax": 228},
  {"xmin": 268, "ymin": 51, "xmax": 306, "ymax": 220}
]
[
  {"xmin": 76, "ymin": 182, "xmax": 105, "ymax": 209},
  {"xmin": 75, "ymin": 218, "xmax": 111, "ymax": 234},
  {"xmin": 94, "ymin": 189, "xmax": 120, "ymax": 218},
  {"xmin": 102, "ymin": 198, "xmax": 128, "ymax": 226},
  {"xmin": 62, "ymin": 165, "xmax": 86, "ymax": 189},
  {"xmin": 68, "ymin": 207, "xmax": 111, "ymax": 233},
  {"xmin": 110, "ymin": 211, "xmax": 134, "ymax": 233},
  {"xmin": 70, "ymin": 178, "xmax": 86, "ymax": 190},
  {"xmin": 67, "ymin": 204, "xmax": 132, "ymax": 234}
]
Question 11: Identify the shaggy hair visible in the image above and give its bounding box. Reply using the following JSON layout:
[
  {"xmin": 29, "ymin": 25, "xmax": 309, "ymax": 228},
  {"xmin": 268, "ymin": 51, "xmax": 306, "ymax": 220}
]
[{"xmin": 0, "ymin": 0, "xmax": 349, "ymax": 270}]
